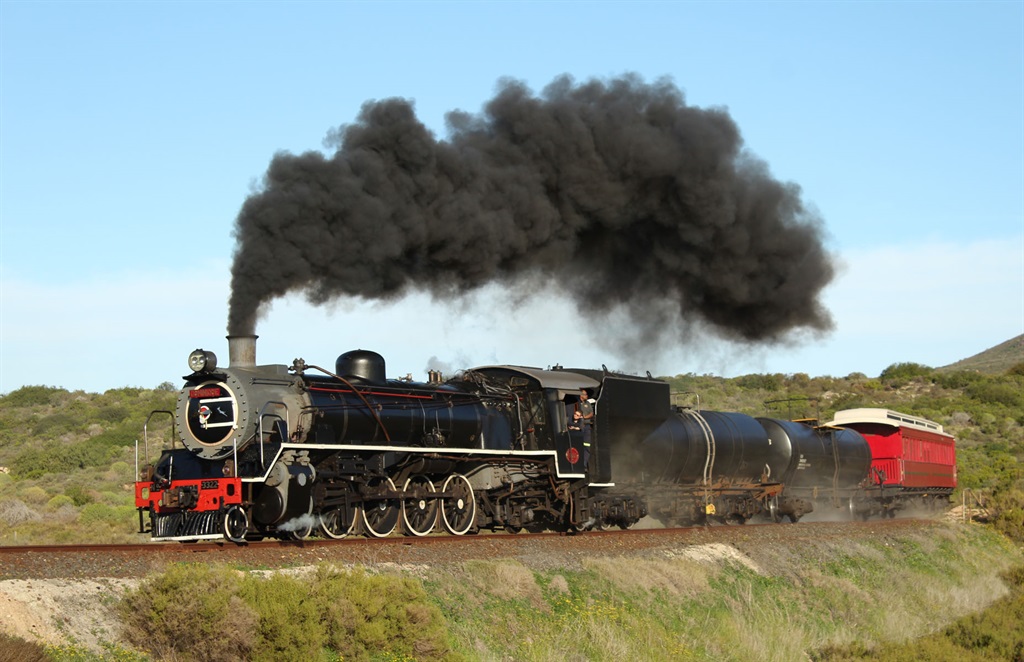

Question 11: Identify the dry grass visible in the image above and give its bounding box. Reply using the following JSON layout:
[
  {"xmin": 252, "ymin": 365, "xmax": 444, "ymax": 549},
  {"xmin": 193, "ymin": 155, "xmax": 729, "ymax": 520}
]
[
  {"xmin": 583, "ymin": 556, "xmax": 711, "ymax": 598},
  {"xmin": 462, "ymin": 559, "xmax": 547, "ymax": 610}
]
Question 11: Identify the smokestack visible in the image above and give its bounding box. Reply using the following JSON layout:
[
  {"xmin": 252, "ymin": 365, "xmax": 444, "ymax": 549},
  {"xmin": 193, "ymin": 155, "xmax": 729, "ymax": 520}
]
[
  {"xmin": 227, "ymin": 335, "xmax": 257, "ymax": 368},
  {"xmin": 228, "ymin": 74, "xmax": 835, "ymax": 353}
]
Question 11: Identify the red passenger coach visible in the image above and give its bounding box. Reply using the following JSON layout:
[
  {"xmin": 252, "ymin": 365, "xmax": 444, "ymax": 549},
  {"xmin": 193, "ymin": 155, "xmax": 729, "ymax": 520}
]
[{"xmin": 828, "ymin": 408, "xmax": 956, "ymax": 492}]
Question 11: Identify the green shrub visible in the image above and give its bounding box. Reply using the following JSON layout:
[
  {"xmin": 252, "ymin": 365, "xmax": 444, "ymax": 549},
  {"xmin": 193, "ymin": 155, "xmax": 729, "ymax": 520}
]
[
  {"xmin": 119, "ymin": 563, "xmax": 453, "ymax": 662},
  {"xmin": 237, "ymin": 573, "xmax": 326, "ymax": 661},
  {"xmin": 79, "ymin": 503, "xmax": 122, "ymax": 524},
  {"xmin": 64, "ymin": 484, "xmax": 93, "ymax": 506},
  {"xmin": 31, "ymin": 412, "xmax": 80, "ymax": 438},
  {"xmin": 120, "ymin": 564, "xmax": 257, "ymax": 661},
  {"xmin": 46, "ymin": 494, "xmax": 75, "ymax": 511},
  {"xmin": 11, "ymin": 435, "xmax": 128, "ymax": 478},
  {"xmin": 0, "ymin": 385, "xmax": 66, "ymax": 407},
  {"xmin": 879, "ymin": 362, "xmax": 933, "ymax": 384},
  {"xmin": 735, "ymin": 374, "xmax": 785, "ymax": 392},
  {"xmin": 934, "ymin": 370, "xmax": 985, "ymax": 390},
  {"xmin": 991, "ymin": 488, "xmax": 1024, "ymax": 544},
  {"xmin": 309, "ymin": 566, "xmax": 452, "ymax": 661},
  {"xmin": 109, "ymin": 461, "xmax": 132, "ymax": 480},
  {"xmin": 966, "ymin": 380, "xmax": 1024, "ymax": 408},
  {"xmin": 19, "ymin": 485, "xmax": 49, "ymax": 504}
]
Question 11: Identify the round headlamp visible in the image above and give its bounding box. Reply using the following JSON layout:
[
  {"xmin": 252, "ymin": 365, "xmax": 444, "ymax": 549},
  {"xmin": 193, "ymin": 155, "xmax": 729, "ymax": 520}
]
[{"xmin": 187, "ymin": 349, "xmax": 218, "ymax": 373}]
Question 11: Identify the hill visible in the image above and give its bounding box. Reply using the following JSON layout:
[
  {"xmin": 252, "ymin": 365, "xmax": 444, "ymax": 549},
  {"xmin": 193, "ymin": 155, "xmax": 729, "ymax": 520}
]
[{"xmin": 939, "ymin": 334, "xmax": 1024, "ymax": 375}]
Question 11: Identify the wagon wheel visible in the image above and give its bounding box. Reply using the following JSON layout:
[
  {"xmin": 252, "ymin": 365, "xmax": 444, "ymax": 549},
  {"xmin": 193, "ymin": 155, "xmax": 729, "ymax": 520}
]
[
  {"xmin": 319, "ymin": 483, "xmax": 360, "ymax": 539},
  {"xmin": 223, "ymin": 505, "xmax": 249, "ymax": 544},
  {"xmin": 401, "ymin": 475, "xmax": 438, "ymax": 537},
  {"xmin": 441, "ymin": 474, "xmax": 476, "ymax": 536},
  {"xmin": 362, "ymin": 477, "xmax": 400, "ymax": 538}
]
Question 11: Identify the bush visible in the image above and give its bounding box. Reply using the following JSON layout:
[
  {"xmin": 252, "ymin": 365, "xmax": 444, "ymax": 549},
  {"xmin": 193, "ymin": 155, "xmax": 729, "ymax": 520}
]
[
  {"xmin": 109, "ymin": 461, "xmax": 132, "ymax": 481},
  {"xmin": 19, "ymin": 485, "xmax": 49, "ymax": 505},
  {"xmin": 0, "ymin": 499, "xmax": 41, "ymax": 526},
  {"xmin": 31, "ymin": 412, "xmax": 80, "ymax": 438},
  {"xmin": 991, "ymin": 488, "xmax": 1024, "ymax": 544},
  {"xmin": 119, "ymin": 563, "xmax": 453, "ymax": 662},
  {"xmin": 309, "ymin": 566, "xmax": 451, "ymax": 661},
  {"xmin": 10, "ymin": 433, "xmax": 131, "ymax": 478},
  {"xmin": 0, "ymin": 385, "xmax": 66, "ymax": 407},
  {"xmin": 934, "ymin": 370, "xmax": 985, "ymax": 390},
  {"xmin": 879, "ymin": 362, "xmax": 933, "ymax": 383},
  {"xmin": 237, "ymin": 573, "xmax": 326, "ymax": 661},
  {"xmin": 64, "ymin": 484, "xmax": 93, "ymax": 506},
  {"xmin": 735, "ymin": 374, "xmax": 785, "ymax": 392},
  {"xmin": 45, "ymin": 494, "xmax": 74, "ymax": 511},
  {"xmin": 79, "ymin": 503, "xmax": 129, "ymax": 524},
  {"xmin": 966, "ymin": 380, "xmax": 1024, "ymax": 408},
  {"xmin": 120, "ymin": 564, "xmax": 258, "ymax": 661}
]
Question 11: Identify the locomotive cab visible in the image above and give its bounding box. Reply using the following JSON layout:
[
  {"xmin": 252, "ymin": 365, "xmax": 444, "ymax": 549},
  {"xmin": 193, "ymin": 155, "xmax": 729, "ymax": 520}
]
[{"xmin": 469, "ymin": 365, "xmax": 600, "ymax": 477}]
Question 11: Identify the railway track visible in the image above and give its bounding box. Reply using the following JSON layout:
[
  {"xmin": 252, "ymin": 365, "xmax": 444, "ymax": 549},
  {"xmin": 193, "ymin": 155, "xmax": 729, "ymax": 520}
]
[
  {"xmin": 0, "ymin": 524, "xmax": 709, "ymax": 555},
  {"xmin": 0, "ymin": 518, "xmax": 936, "ymax": 581}
]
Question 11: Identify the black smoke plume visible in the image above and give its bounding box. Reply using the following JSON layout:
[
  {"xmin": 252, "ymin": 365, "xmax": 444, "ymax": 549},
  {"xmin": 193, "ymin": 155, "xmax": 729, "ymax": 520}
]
[{"xmin": 228, "ymin": 74, "xmax": 834, "ymax": 352}]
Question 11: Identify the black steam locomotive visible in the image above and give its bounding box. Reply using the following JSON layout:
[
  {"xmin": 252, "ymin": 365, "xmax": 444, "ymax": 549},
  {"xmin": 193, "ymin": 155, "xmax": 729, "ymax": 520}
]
[{"xmin": 134, "ymin": 337, "xmax": 954, "ymax": 542}]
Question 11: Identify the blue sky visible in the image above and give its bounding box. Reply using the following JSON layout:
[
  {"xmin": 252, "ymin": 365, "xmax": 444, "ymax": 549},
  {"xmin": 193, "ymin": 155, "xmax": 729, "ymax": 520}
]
[{"xmin": 1, "ymin": 1, "xmax": 1022, "ymax": 394}]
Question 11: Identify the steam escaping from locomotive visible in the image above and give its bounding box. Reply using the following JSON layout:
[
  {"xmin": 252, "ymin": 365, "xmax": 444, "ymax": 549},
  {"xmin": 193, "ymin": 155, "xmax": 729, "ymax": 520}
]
[{"xmin": 228, "ymin": 74, "xmax": 835, "ymax": 352}]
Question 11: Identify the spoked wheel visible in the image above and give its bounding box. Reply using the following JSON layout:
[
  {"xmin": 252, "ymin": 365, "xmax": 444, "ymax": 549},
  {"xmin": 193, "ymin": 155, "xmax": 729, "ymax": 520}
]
[
  {"xmin": 223, "ymin": 505, "xmax": 249, "ymax": 544},
  {"xmin": 362, "ymin": 477, "xmax": 400, "ymax": 538},
  {"xmin": 320, "ymin": 506, "xmax": 360, "ymax": 539},
  {"xmin": 401, "ymin": 475, "xmax": 438, "ymax": 537},
  {"xmin": 441, "ymin": 474, "xmax": 476, "ymax": 536},
  {"xmin": 320, "ymin": 483, "xmax": 360, "ymax": 539}
]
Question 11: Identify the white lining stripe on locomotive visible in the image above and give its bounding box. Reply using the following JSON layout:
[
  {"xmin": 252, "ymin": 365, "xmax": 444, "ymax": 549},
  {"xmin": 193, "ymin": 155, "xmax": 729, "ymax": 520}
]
[{"xmin": 239, "ymin": 443, "xmax": 589, "ymax": 482}]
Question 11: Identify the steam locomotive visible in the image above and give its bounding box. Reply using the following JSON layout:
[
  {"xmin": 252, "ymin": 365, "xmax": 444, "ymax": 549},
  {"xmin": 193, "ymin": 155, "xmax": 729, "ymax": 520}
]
[{"xmin": 133, "ymin": 337, "xmax": 956, "ymax": 542}]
